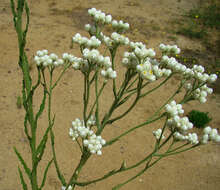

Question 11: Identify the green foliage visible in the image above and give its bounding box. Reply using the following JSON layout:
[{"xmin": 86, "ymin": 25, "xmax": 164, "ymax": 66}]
[
  {"xmin": 188, "ymin": 110, "xmax": 212, "ymax": 128},
  {"xmin": 187, "ymin": 2, "xmax": 220, "ymax": 29},
  {"xmin": 16, "ymin": 95, "xmax": 22, "ymax": 109},
  {"xmin": 177, "ymin": 25, "xmax": 207, "ymax": 39},
  {"xmin": 177, "ymin": 0, "xmax": 220, "ymax": 39}
]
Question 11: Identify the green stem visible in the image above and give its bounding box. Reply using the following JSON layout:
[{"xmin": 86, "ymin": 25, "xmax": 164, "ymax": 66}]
[
  {"xmin": 83, "ymin": 73, "xmax": 90, "ymax": 124},
  {"xmin": 66, "ymin": 151, "xmax": 91, "ymax": 189},
  {"xmin": 52, "ymin": 62, "xmax": 71, "ymax": 90},
  {"xmin": 105, "ymin": 113, "xmax": 166, "ymax": 147}
]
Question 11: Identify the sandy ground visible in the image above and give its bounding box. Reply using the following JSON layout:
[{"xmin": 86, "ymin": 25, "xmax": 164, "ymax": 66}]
[{"xmin": 0, "ymin": 0, "xmax": 220, "ymax": 189}]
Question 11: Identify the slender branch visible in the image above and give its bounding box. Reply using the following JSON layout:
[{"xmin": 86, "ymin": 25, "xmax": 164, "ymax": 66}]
[{"xmin": 104, "ymin": 113, "xmax": 166, "ymax": 147}]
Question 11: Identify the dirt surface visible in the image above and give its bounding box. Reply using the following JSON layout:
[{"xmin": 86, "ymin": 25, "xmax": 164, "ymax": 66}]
[{"xmin": 0, "ymin": 0, "xmax": 220, "ymax": 190}]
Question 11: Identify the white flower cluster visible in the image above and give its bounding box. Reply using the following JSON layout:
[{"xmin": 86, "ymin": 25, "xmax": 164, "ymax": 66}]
[
  {"xmin": 122, "ymin": 42, "xmax": 171, "ymax": 81},
  {"xmin": 69, "ymin": 117, "xmax": 106, "ymax": 155},
  {"xmin": 136, "ymin": 61, "xmax": 156, "ymax": 81},
  {"xmin": 101, "ymin": 67, "xmax": 117, "ymax": 79},
  {"xmin": 201, "ymin": 126, "xmax": 220, "ymax": 144},
  {"xmin": 161, "ymin": 49, "xmax": 218, "ymax": 85},
  {"xmin": 167, "ymin": 116, "xmax": 193, "ymax": 132},
  {"xmin": 34, "ymin": 50, "xmax": 64, "ymax": 67},
  {"xmin": 192, "ymin": 65, "xmax": 217, "ymax": 83},
  {"xmin": 82, "ymin": 48, "xmax": 116, "ymax": 79},
  {"xmin": 62, "ymin": 53, "xmax": 86, "ymax": 71},
  {"xmin": 159, "ymin": 44, "xmax": 181, "ymax": 55},
  {"xmin": 83, "ymin": 134, "xmax": 106, "ymax": 155},
  {"xmin": 134, "ymin": 47, "xmax": 156, "ymax": 59},
  {"xmin": 165, "ymin": 100, "xmax": 184, "ymax": 117},
  {"xmin": 129, "ymin": 41, "xmax": 156, "ymax": 59},
  {"xmin": 153, "ymin": 128, "xmax": 165, "ymax": 140},
  {"xmin": 72, "ymin": 33, "xmax": 101, "ymax": 48},
  {"xmin": 165, "ymin": 101, "xmax": 199, "ymax": 144},
  {"xmin": 110, "ymin": 32, "xmax": 129, "ymax": 45},
  {"xmin": 161, "ymin": 56, "xmax": 188, "ymax": 74},
  {"xmin": 192, "ymin": 84, "xmax": 213, "ymax": 103},
  {"xmin": 61, "ymin": 186, "xmax": 72, "ymax": 190},
  {"xmin": 122, "ymin": 51, "xmax": 138, "ymax": 68},
  {"xmin": 102, "ymin": 35, "xmax": 114, "ymax": 47},
  {"xmin": 173, "ymin": 132, "xmax": 199, "ymax": 145},
  {"xmin": 88, "ymin": 8, "xmax": 112, "ymax": 24},
  {"xmin": 136, "ymin": 59, "xmax": 172, "ymax": 81},
  {"xmin": 112, "ymin": 19, "xmax": 129, "ymax": 31}
]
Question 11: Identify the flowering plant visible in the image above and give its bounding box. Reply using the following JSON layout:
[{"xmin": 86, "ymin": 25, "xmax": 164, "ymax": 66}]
[{"xmin": 11, "ymin": 1, "xmax": 219, "ymax": 190}]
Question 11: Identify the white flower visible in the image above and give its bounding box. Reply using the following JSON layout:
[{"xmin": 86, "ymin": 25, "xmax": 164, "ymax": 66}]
[
  {"xmin": 61, "ymin": 185, "xmax": 73, "ymax": 190},
  {"xmin": 153, "ymin": 129, "xmax": 165, "ymax": 140},
  {"xmin": 85, "ymin": 24, "xmax": 91, "ymax": 31},
  {"xmin": 204, "ymin": 126, "xmax": 212, "ymax": 134},
  {"xmin": 159, "ymin": 44, "xmax": 180, "ymax": 55},
  {"xmin": 105, "ymin": 15, "xmax": 112, "ymax": 24},
  {"xmin": 201, "ymin": 126, "xmax": 220, "ymax": 144},
  {"xmin": 165, "ymin": 100, "xmax": 184, "ymax": 117},
  {"xmin": 88, "ymin": 8, "xmax": 96, "ymax": 16},
  {"xmin": 101, "ymin": 67, "xmax": 117, "ymax": 79},
  {"xmin": 187, "ymin": 133, "xmax": 199, "ymax": 144},
  {"xmin": 208, "ymin": 74, "xmax": 217, "ymax": 83}
]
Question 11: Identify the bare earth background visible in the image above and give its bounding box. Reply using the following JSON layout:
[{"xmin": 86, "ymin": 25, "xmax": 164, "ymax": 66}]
[{"xmin": 0, "ymin": 0, "xmax": 220, "ymax": 190}]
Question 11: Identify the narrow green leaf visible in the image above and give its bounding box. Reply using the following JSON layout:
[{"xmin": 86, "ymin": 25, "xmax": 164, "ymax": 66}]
[
  {"xmin": 112, "ymin": 183, "xmax": 123, "ymax": 190},
  {"xmin": 22, "ymin": 80, "xmax": 28, "ymax": 110},
  {"xmin": 18, "ymin": 167, "xmax": 28, "ymax": 190},
  {"xmin": 35, "ymin": 89, "xmax": 47, "ymax": 123},
  {"xmin": 50, "ymin": 130, "xmax": 66, "ymax": 185},
  {"xmin": 24, "ymin": 113, "xmax": 31, "ymax": 142},
  {"xmin": 119, "ymin": 160, "xmax": 126, "ymax": 171},
  {"xmin": 32, "ymin": 67, "xmax": 41, "ymax": 91},
  {"xmin": 36, "ymin": 127, "xmax": 49, "ymax": 162},
  {"xmin": 40, "ymin": 158, "xmax": 53, "ymax": 189},
  {"xmin": 10, "ymin": 0, "xmax": 17, "ymax": 17},
  {"xmin": 24, "ymin": 0, "xmax": 30, "ymax": 36},
  {"xmin": 104, "ymin": 169, "xmax": 116, "ymax": 177},
  {"xmin": 14, "ymin": 147, "xmax": 31, "ymax": 179}
]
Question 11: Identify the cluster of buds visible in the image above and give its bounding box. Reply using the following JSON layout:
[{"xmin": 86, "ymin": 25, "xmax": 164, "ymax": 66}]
[
  {"xmin": 173, "ymin": 132, "xmax": 199, "ymax": 145},
  {"xmin": 192, "ymin": 65, "xmax": 217, "ymax": 83},
  {"xmin": 83, "ymin": 134, "xmax": 106, "ymax": 155},
  {"xmin": 129, "ymin": 41, "xmax": 155, "ymax": 59},
  {"xmin": 112, "ymin": 19, "xmax": 129, "ymax": 32},
  {"xmin": 101, "ymin": 67, "xmax": 117, "ymax": 79},
  {"xmin": 136, "ymin": 59, "xmax": 172, "ymax": 81},
  {"xmin": 201, "ymin": 126, "xmax": 220, "ymax": 144},
  {"xmin": 122, "ymin": 51, "xmax": 139, "ymax": 69},
  {"xmin": 161, "ymin": 56, "xmax": 187, "ymax": 74},
  {"xmin": 165, "ymin": 101, "xmax": 199, "ymax": 144},
  {"xmin": 88, "ymin": 8, "xmax": 112, "ymax": 24},
  {"xmin": 72, "ymin": 33, "xmax": 101, "ymax": 48},
  {"xmin": 165, "ymin": 100, "xmax": 184, "ymax": 117},
  {"xmin": 69, "ymin": 117, "xmax": 106, "ymax": 155},
  {"xmin": 34, "ymin": 50, "xmax": 64, "ymax": 67},
  {"xmin": 153, "ymin": 128, "xmax": 165, "ymax": 140},
  {"xmin": 192, "ymin": 84, "xmax": 213, "ymax": 103},
  {"xmin": 111, "ymin": 32, "xmax": 130, "ymax": 45},
  {"xmin": 167, "ymin": 116, "xmax": 193, "ymax": 132},
  {"xmin": 159, "ymin": 44, "xmax": 181, "ymax": 55},
  {"xmin": 61, "ymin": 186, "xmax": 72, "ymax": 190}
]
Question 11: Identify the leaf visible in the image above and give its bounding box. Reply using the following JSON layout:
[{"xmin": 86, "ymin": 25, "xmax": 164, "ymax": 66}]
[
  {"xmin": 18, "ymin": 167, "xmax": 28, "ymax": 190},
  {"xmin": 119, "ymin": 160, "xmax": 126, "ymax": 171},
  {"xmin": 50, "ymin": 130, "xmax": 66, "ymax": 185},
  {"xmin": 40, "ymin": 158, "xmax": 53, "ymax": 189},
  {"xmin": 104, "ymin": 169, "xmax": 116, "ymax": 177},
  {"xmin": 35, "ymin": 89, "xmax": 47, "ymax": 125},
  {"xmin": 24, "ymin": 113, "xmax": 31, "ymax": 142},
  {"xmin": 112, "ymin": 184, "xmax": 123, "ymax": 190},
  {"xmin": 14, "ymin": 147, "xmax": 31, "ymax": 179}
]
